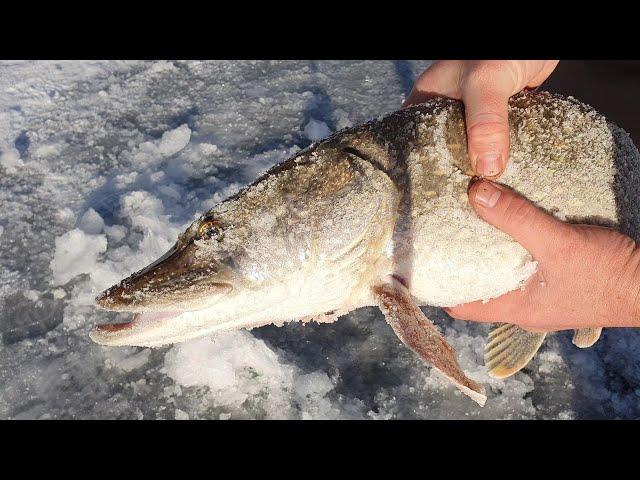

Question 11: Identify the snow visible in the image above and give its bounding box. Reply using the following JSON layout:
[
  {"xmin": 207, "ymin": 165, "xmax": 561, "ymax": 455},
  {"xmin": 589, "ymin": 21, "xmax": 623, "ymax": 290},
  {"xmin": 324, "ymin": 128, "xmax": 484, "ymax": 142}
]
[{"xmin": 1, "ymin": 60, "xmax": 639, "ymax": 419}]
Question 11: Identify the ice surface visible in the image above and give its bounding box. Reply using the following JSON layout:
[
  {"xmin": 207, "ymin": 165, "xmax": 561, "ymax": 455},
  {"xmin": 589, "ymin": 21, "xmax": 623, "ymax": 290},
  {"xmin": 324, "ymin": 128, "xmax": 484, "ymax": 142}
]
[{"xmin": 1, "ymin": 60, "xmax": 639, "ymax": 419}]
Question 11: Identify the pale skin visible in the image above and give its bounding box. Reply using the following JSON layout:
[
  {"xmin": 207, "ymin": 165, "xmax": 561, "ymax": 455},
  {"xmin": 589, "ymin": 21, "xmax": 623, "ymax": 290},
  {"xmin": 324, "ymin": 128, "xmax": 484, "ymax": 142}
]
[{"xmin": 405, "ymin": 60, "xmax": 640, "ymax": 331}]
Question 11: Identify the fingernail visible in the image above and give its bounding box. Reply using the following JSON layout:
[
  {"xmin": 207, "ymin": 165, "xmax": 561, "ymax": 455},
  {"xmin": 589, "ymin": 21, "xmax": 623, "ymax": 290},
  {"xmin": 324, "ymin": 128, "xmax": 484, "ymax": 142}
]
[
  {"xmin": 476, "ymin": 153, "xmax": 502, "ymax": 177},
  {"xmin": 474, "ymin": 181, "xmax": 501, "ymax": 208}
]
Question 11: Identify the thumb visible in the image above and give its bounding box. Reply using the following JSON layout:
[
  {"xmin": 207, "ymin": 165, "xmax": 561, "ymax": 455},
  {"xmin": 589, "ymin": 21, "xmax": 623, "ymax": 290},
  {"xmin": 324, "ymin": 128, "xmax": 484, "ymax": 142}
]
[
  {"xmin": 468, "ymin": 179, "xmax": 571, "ymax": 258},
  {"xmin": 462, "ymin": 78, "xmax": 511, "ymax": 178}
]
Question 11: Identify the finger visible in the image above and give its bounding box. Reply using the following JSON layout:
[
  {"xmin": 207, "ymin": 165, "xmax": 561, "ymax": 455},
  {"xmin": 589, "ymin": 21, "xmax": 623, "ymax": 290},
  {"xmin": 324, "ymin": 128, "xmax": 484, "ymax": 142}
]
[
  {"xmin": 444, "ymin": 287, "xmax": 527, "ymax": 324},
  {"xmin": 526, "ymin": 60, "xmax": 559, "ymax": 88},
  {"xmin": 445, "ymin": 300, "xmax": 555, "ymax": 332},
  {"xmin": 461, "ymin": 69, "xmax": 512, "ymax": 178},
  {"xmin": 402, "ymin": 61, "xmax": 462, "ymax": 107},
  {"xmin": 469, "ymin": 179, "xmax": 572, "ymax": 258}
]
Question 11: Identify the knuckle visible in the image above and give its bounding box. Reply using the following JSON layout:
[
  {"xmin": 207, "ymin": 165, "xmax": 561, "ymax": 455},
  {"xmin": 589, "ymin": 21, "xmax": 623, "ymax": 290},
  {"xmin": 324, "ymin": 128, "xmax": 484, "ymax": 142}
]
[
  {"xmin": 466, "ymin": 117, "xmax": 509, "ymax": 143},
  {"xmin": 502, "ymin": 196, "xmax": 536, "ymax": 228},
  {"xmin": 464, "ymin": 61, "xmax": 510, "ymax": 85}
]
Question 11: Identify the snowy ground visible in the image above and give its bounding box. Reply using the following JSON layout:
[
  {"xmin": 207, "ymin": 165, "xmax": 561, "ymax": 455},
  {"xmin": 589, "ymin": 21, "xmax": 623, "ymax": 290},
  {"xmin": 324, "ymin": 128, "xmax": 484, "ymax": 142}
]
[{"xmin": 1, "ymin": 60, "xmax": 639, "ymax": 420}]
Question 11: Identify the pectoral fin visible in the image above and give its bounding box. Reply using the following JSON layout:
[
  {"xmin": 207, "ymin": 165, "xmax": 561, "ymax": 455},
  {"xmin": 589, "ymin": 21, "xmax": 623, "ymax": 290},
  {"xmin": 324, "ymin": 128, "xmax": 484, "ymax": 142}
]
[
  {"xmin": 572, "ymin": 327, "xmax": 602, "ymax": 348},
  {"xmin": 373, "ymin": 276, "xmax": 487, "ymax": 407},
  {"xmin": 485, "ymin": 323, "xmax": 546, "ymax": 379}
]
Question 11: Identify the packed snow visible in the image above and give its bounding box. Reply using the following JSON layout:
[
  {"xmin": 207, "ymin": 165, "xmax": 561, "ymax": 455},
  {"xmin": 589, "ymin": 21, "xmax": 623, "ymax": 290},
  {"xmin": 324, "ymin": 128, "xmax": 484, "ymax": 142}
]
[{"xmin": 1, "ymin": 60, "xmax": 639, "ymax": 419}]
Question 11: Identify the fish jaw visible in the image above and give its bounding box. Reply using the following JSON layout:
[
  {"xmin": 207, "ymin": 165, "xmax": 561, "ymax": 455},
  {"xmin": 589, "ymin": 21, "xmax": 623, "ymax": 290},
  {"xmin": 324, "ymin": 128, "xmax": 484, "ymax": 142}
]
[
  {"xmin": 89, "ymin": 309, "xmax": 249, "ymax": 348},
  {"xmin": 90, "ymin": 311, "xmax": 185, "ymax": 347},
  {"xmin": 91, "ymin": 261, "xmax": 382, "ymax": 348}
]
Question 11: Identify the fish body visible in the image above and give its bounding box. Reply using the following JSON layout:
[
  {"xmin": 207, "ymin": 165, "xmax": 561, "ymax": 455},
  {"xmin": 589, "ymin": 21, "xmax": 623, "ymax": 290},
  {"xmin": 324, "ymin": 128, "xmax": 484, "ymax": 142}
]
[{"xmin": 92, "ymin": 91, "xmax": 640, "ymax": 405}]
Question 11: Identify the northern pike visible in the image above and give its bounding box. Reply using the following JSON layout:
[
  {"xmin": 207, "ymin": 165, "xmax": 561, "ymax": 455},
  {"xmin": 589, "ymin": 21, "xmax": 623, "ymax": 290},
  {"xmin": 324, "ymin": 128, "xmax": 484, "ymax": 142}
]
[{"xmin": 92, "ymin": 91, "xmax": 640, "ymax": 406}]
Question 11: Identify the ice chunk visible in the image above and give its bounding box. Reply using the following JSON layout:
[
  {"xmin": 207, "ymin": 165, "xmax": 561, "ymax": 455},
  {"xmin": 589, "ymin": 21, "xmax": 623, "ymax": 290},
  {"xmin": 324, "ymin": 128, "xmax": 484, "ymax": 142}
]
[
  {"xmin": 52, "ymin": 288, "xmax": 66, "ymax": 299},
  {"xmin": 0, "ymin": 148, "xmax": 24, "ymax": 173},
  {"xmin": 333, "ymin": 108, "xmax": 353, "ymax": 130},
  {"xmin": 34, "ymin": 143, "xmax": 60, "ymax": 158},
  {"xmin": 158, "ymin": 124, "xmax": 191, "ymax": 156},
  {"xmin": 104, "ymin": 224, "xmax": 127, "ymax": 243},
  {"xmin": 303, "ymin": 119, "xmax": 331, "ymax": 141},
  {"xmin": 162, "ymin": 331, "xmax": 339, "ymax": 419},
  {"xmin": 50, "ymin": 228, "xmax": 107, "ymax": 285},
  {"xmin": 78, "ymin": 208, "xmax": 105, "ymax": 234},
  {"xmin": 56, "ymin": 207, "xmax": 75, "ymax": 225},
  {"xmin": 174, "ymin": 409, "xmax": 189, "ymax": 420},
  {"xmin": 24, "ymin": 290, "xmax": 40, "ymax": 302},
  {"xmin": 104, "ymin": 348, "xmax": 151, "ymax": 372}
]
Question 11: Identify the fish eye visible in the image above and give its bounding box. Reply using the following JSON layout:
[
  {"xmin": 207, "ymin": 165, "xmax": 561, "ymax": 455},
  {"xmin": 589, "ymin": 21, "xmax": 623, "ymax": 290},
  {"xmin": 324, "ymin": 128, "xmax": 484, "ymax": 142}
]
[{"xmin": 198, "ymin": 220, "xmax": 224, "ymax": 240}]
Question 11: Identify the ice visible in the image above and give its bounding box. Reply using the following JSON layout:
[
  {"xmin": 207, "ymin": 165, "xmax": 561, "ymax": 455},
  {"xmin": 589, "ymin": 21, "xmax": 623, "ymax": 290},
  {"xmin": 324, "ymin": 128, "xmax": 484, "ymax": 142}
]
[
  {"xmin": 0, "ymin": 148, "xmax": 23, "ymax": 173},
  {"xmin": 49, "ymin": 229, "xmax": 107, "ymax": 286},
  {"xmin": 174, "ymin": 409, "xmax": 190, "ymax": 420},
  {"xmin": 1, "ymin": 60, "xmax": 638, "ymax": 420},
  {"xmin": 303, "ymin": 119, "xmax": 331, "ymax": 141},
  {"xmin": 104, "ymin": 347, "xmax": 151, "ymax": 372},
  {"xmin": 78, "ymin": 208, "xmax": 105, "ymax": 235},
  {"xmin": 158, "ymin": 124, "xmax": 191, "ymax": 157},
  {"xmin": 162, "ymin": 332, "xmax": 342, "ymax": 419}
]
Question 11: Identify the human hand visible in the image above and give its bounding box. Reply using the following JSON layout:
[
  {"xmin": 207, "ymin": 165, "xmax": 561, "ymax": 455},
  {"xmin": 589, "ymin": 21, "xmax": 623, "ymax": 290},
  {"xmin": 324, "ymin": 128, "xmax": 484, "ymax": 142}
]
[
  {"xmin": 444, "ymin": 179, "xmax": 640, "ymax": 331},
  {"xmin": 403, "ymin": 60, "xmax": 559, "ymax": 178}
]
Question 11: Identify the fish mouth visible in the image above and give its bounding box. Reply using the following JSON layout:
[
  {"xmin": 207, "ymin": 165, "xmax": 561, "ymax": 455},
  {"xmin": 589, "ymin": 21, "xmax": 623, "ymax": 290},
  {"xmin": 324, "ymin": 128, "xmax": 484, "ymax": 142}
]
[
  {"xmin": 91, "ymin": 283, "xmax": 232, "ymax": 347},
  {"xmin": 90, "ymin": 309, "xmax": 205, "ymax": 347},
  {"xmin": 92, "ymin": 241, "xmax": 234, "ymax": 347}
]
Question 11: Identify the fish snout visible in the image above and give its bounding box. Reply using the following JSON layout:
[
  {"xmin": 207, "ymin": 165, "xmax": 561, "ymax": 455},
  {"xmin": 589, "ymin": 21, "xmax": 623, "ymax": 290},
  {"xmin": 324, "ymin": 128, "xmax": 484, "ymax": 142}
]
[
  {"xmin": 95, "ymin": 242, "xmax": 227, "ymax": 312},
  {"xmin": 96, "ymin": 283, "xmax": 130, "ymax": 310}
]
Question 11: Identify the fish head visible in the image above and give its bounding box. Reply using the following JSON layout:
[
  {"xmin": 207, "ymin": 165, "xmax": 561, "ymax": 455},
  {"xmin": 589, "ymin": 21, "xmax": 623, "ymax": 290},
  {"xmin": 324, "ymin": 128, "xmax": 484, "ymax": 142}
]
[
  {"xmin": 92, "ymin": 138, "xmax": 397, "ymax": 347},
  {"xmin": 91, "ymin": 189, "xmax": 313, "ymax": 347}
]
